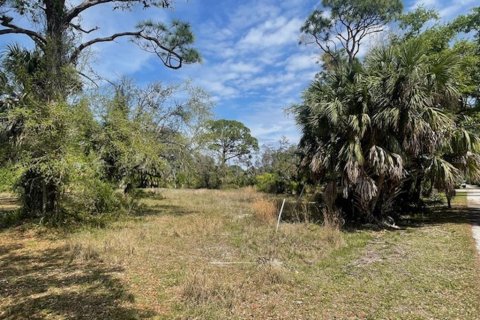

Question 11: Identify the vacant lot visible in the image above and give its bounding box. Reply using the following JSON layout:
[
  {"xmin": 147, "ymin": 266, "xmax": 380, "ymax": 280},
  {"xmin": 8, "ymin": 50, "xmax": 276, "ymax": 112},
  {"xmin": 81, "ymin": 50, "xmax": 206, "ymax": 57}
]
[{"xmin": 1, "ymin": 189, "xmax": 479, "ymax": 319}]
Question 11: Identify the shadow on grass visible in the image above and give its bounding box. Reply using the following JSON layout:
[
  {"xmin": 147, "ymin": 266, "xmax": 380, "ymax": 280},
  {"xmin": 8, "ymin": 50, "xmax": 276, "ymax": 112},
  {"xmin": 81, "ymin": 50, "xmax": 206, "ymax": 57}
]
[
  {"xmin": 0, "ymin": 209, "xmax": 23, "ymax": 230},
  {"xmin": 0, "ymin": 242, "xmax": 155, "ymax": 319},
  {"xmin": 341, "ymin": 205, "xmax": 479, "ymax": 233},
  {"xmin": 399, "ymin": 204, "xmax": 480, "ymax": 227}
]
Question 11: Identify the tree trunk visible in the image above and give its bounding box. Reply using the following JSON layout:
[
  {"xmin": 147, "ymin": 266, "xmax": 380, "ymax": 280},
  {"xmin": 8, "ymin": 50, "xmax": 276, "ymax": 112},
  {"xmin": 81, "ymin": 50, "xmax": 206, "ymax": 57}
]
[
  {"xmin": 44, "ymin": 0, "xmax": 69, "ymax": 99},
  {"xmin": 21, "ymin": 169, "xmax": 60, "ymax": 219},
  {"xmin": 19, "ymin": 0, "xmax": 69, "ymax": 219}
]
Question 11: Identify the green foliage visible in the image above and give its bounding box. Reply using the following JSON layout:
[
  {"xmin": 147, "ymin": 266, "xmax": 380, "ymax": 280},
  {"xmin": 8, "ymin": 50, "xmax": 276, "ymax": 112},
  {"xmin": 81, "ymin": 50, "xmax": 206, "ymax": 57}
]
[
  {"xmin": 301, "ymin": 0, "xmax": 403, "ymax": 63},
  {"xmin": 397, "ymin": 6, "xmax": 439, "ymax": 38},
  {"xmin": 191, "ymin": 154, "xmax": 222, "ymax": 189},
  {"xmin": 255, "ymin": 173, "xmax": 280, "ymax": 193},
  {"xmin": 451, "ymin": 6, "xmax": 480, "ymax": 43},
  {"xmin": 222, "ymin": 165, "xmax": 255, "ymax": 189},
  {"xmin": 256, "ymin": 138, "xmax": 300, "ymax": 194},
  {"xmin": 0, "ymin": 164, "xmax": 20, "ymax": 192},
  {"xmin": 295, "ymin": 32, "xmax": 480, "ymax": 222},
  {"xmin": 0, "ymin": 0, "xmax": 202, "ymax": 222},
  {"xmin": 202, "ymin": 119, "xmax": 259, "ymax": 165},
  {"xmin": 98, "ymin": 89, "xmax": 165, "ymax": 186},
  {"xmin": 64, "ymin": 155, "xmax": 124, "ymax": 216}
]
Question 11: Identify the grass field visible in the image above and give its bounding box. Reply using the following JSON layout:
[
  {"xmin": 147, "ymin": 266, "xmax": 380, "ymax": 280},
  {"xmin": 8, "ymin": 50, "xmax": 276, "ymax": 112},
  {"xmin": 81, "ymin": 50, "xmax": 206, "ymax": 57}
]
[{"xmin": 1, "ymin": 189, "xmax": 479, "ymax": 319}]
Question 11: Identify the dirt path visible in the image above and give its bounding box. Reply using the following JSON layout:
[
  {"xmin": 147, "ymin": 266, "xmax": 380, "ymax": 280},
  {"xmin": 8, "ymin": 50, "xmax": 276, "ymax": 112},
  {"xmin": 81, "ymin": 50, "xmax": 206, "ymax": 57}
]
[{"xmin": 462, "ymin": 188, "xmax": 480, "ymax": 253}]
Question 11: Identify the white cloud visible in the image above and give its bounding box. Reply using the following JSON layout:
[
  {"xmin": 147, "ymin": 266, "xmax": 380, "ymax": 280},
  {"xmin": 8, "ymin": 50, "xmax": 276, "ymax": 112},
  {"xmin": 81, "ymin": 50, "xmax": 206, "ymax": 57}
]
[
  {"xmin": 229, "ymin": 62, "xmax": 262, "ymax": 74},
  {"xmin": 238, "ymin": 17, "xmax": 303, "ymax": 48},
  {"xmin": 438, "ymin": 0, "xmax": 478, "ymax": 19},
  {"xmin": 409, "ymin": 0, "xmax": 439, "ymax": 10},
  {"xmin": 64, "ymin": 0, "xmax": 319, "ymax": 144},
  {"xmin": 240, "ymin": 103, "xmax": 301, "ymax": 145},
  {"xmin": 285, "ymin": 54, "xmax": 318, "ymax": 72}
]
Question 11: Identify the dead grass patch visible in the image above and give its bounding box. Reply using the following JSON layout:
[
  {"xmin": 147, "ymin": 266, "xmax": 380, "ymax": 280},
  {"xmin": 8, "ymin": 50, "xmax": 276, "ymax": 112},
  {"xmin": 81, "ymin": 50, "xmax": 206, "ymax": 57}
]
[
  {"xmin": 254, "ymin": 260, "xmax": 288, "ymax": 286},
  {"xmin": 251, "ymin": 197, "xmax": 277, "ymax": 224},
  {"xmin": 181, "ymin": 270, "xmax": 236, "ymax": 308}
]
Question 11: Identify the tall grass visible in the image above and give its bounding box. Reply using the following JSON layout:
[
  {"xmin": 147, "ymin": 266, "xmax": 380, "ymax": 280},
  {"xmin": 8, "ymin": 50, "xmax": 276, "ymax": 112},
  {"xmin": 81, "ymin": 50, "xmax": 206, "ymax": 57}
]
[{"xmin": 251, "ymin": 197, "xmax": 277, "ymax": 224}]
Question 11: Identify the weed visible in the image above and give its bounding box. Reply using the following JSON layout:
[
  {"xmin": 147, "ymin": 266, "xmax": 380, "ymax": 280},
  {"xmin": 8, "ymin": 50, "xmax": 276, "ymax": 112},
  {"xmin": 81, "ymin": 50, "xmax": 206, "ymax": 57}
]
[
  {"xmin": 181, "ymin": 270, "xmax": 234, "ymax": 309},
  {"xmin": 251, "ymin": 197, "xmax": 277, "ymax": 224}
]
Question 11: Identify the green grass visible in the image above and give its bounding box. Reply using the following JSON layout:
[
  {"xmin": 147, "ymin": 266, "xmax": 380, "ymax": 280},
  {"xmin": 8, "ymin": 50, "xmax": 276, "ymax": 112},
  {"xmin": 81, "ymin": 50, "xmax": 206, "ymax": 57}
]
[{"xmin": 1, "ymin": 188, "xmax": 479, "ymax": 319}]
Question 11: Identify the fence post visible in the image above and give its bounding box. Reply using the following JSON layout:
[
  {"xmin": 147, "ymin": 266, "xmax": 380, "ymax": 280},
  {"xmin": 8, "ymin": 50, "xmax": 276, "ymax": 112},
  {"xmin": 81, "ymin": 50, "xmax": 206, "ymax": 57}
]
[{"xmin": 276, "ymin": 198, "xmax": 286, "ymax": 233}]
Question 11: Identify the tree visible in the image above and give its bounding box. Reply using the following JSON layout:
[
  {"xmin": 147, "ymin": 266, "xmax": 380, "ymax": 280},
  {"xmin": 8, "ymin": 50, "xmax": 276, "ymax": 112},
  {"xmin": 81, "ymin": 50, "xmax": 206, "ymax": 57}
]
[
  {"xmin": 202, "ymin": 119, "xmax": 259, "ymax": 167},
  {"xmin": 256, "ymin": 137, "xmax": 300, "ymax": 194},
  {"xmin": 450, "ymin": 7, "xmax": 480, "ymax": 108},
  {"xmin": 0, "ymin": 0, "xmax": 200, "ymax": 218},
  {"xmin": 397, "ymin": 6, "xmax": 439, "ymax": 39},
  {"xmin": 94, "ymin": 80, "xmax": 212, "ymax": 189},
  {"xmin": 300, "ymin": 0, "xmax": 402, "ymax": 64},
  {"xmin": 0, "ymin": 0, "xmax": 200, "ymax": 97},
  {"xmin": 295, "ymin": 36, "xmax": 480, "ymax": 225}
]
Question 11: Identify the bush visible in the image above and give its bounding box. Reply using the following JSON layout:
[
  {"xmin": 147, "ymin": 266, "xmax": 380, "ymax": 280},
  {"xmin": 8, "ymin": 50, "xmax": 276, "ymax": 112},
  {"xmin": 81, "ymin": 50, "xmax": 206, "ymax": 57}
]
[
  {"xmin": 255, "ymin": 173, "xmax": 300, "ymax": 194},
  {"xmin": 255, "ymin": 173, "xmax": 279, "ymax": 193},
  {"xmin": 0, "ymin": 165, "xmax": 21, "ymax": 192},
  {"xmin": 62, "ymin": 155, "xmax": 127, "ymax": 220},
  {"xmin": 251, "ymin": 197, "xmax": 277, "ymax": 224}
]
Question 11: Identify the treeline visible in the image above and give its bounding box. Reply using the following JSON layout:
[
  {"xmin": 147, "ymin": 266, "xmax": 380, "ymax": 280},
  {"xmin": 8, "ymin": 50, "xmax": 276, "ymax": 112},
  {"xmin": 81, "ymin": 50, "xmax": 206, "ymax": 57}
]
[
  {"xmin": 0, "ymin": 67, "xmax": 300, "ymax": 221},
  {"xmin": 0, "ymin": 0, "xmax": 283, "ymax": 223}
]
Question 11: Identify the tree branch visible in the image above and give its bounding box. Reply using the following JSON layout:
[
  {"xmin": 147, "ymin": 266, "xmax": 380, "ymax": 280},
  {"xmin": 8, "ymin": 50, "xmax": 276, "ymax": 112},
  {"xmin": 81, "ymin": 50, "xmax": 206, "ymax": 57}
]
[
  {"xmin": 70, "ymin": 30, "xmax": 143, "ymax": 62},
  {"xmin": 70, "ymin": 29, "xmax": 184, "ymax": 69},
  {"xmin": 65, "ymin": 0, "xmax": 172, "ymax": 23},
  {"xmin": 70, "ymin": 23, "xmax": 99, "ymax": 34},
  {"xmin": 0, "ymin": 16, "xmax": 46, "ymax": 48},
  {"xmin": 77, "ymin": 70, "xmax": 99, "ymax": 87}
]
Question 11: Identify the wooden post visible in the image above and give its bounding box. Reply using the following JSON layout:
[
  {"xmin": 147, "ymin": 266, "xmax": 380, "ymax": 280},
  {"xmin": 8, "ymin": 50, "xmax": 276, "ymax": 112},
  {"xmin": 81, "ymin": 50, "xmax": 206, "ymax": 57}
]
[{"xmin": 276, "ymin": 198, "xmax": 286, "ymax": 233}]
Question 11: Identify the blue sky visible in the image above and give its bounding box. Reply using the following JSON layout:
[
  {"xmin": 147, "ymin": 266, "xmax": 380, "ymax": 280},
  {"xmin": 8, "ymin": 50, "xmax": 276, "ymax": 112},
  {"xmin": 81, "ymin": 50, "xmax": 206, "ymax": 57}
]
[{"xmin": 0, "ymin": 0, "xmax": 478, "ymax": 145}]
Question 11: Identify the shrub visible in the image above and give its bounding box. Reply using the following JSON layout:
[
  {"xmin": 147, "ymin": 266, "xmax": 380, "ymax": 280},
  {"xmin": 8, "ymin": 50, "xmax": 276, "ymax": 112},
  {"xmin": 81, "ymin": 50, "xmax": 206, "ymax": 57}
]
[
  {"xmin": 0, "ymin": 165, "xmax": 21, "ymax": 192},
  {"xmin": 255, "ymin": 173, "xmax": 300, "ymax": 194},
  {"xmin": 255, "ymin": 173, "xmax": 279, "ymax": 193},
  {"xmin": 251, "ymin": 197, "xmax": 277, "ymax": 224}
]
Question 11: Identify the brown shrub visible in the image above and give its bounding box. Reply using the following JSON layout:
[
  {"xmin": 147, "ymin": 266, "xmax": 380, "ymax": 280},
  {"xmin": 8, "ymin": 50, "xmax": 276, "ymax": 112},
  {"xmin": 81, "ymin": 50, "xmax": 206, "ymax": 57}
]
[{"xmin": 251, "ymin": 198, "xmax": 277, "ymax": 224}]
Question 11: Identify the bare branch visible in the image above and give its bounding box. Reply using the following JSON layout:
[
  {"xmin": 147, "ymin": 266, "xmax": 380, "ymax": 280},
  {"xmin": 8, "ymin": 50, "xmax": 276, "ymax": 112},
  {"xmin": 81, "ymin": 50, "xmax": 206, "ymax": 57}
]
[
  {"xmin": 65, "ymin": 0, "xmax": 117, "ymax": 23},
  {"xmin": 65, "ymin": 0, "xmax": 171, "ymax": 23},
  {"xmin": 0, "ymin": 15, "xmax": 46, "ymax": 47},
  {"xmin": 70, "ymin": 30, "xmax": 143, "ymax": 62},
  {"xmin": 77, "ymin": 70, "xmax": 99, "ymax": 87},
  {"xmin": 69, "ymin": 29, "xmax": 184, "ymax": 69},
  {"xmin": 70, "ymin": 23, "xmax": 99, "ymax": 34}
]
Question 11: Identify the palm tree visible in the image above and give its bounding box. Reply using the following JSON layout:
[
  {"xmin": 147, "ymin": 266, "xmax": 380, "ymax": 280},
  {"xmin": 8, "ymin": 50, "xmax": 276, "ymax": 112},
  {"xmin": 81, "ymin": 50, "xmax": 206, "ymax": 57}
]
[{"xmin": 295, "ymin": 38, "xmax": 480, "ymax": 224}]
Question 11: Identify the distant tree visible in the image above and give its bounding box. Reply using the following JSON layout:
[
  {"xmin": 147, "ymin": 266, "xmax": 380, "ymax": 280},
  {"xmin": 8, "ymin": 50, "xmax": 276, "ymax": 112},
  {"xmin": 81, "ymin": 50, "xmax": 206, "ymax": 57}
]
[
  {"xmin": 192, "ymin": 154, "xmax": 221, "ymax": 189},
  {"xmin": 202, "ymin": 119, "xmax": 259, "ymax": 167},
  {"xmin": 257, "ymin": 137, "xmax": 300, "ymax": 194},
  {"xmin": 301, "ymin": 0, "xmax": 403, "ymax": 64},
  {"xmin": 452, "ymin": 6, "xmax": 480, "ymax": 44},
  {"xmin": 451, "ymin": 7, "xmax": 480, "ymax": 108}
]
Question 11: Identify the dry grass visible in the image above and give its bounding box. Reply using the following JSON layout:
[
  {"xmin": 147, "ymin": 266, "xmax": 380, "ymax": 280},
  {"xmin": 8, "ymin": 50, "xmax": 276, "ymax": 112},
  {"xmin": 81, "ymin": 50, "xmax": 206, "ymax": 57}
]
[
  {"xmin": 181, "ymin": 269, "xmax": 236, "ymax": 308},
  {"xmin": 0, "ymin": 192, "xmax": 19, "ymax": 211},
  {"xmin": 251, "ymin": 197, "xmax": 277, "ymax": 224},
  {"xmin": 1, "ymin": 188, "xmax": 480, "ymax": 319}
]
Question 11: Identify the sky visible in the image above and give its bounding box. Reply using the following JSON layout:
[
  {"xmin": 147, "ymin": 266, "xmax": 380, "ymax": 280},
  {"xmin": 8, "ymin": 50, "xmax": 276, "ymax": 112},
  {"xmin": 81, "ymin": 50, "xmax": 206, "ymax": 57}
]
[{"xmin": 0, "ymin": 0, "xmax": 478, "ymax": 145}]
